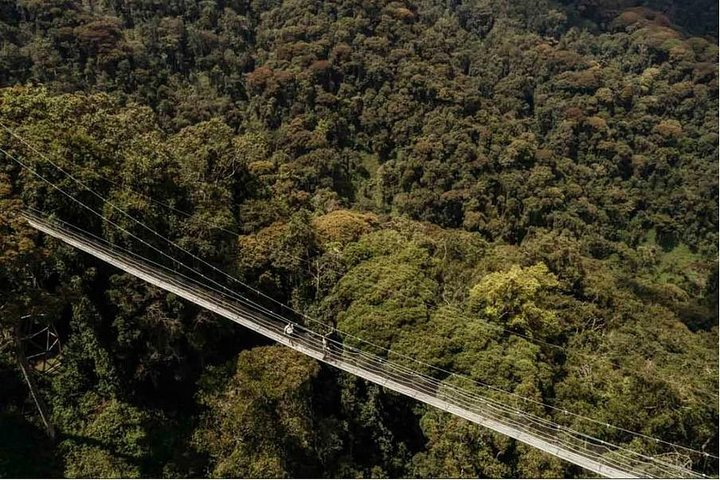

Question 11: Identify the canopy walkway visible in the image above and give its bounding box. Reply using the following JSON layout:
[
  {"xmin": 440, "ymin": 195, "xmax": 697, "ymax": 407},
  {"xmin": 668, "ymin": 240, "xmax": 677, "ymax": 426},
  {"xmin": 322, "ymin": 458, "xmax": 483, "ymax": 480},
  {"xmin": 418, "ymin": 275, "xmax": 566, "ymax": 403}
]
[{"xmin": 23, "ymin": 210, "xmax": 706, "ymax": 479}]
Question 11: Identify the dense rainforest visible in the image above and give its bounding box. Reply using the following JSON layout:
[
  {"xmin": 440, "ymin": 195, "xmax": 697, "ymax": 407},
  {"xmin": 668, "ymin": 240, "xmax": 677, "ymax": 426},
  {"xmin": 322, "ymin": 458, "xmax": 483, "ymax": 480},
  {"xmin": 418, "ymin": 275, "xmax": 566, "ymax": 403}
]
[{"xmin": 0, "ymin": 0, "xmax": 718, "ymax": 477}]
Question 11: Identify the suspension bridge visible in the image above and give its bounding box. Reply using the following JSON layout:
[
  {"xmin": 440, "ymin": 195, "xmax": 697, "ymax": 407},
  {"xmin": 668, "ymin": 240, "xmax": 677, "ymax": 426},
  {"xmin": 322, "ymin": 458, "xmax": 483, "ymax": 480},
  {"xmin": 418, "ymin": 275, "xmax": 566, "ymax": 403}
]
[{"xmin": 22, "ymin": 209, "xmax": 708, "ymax": 479}]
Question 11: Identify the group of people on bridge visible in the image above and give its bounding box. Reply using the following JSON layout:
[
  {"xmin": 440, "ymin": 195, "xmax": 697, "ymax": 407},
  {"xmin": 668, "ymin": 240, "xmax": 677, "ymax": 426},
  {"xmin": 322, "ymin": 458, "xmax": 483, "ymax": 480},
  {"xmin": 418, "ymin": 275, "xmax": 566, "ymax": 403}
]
[{"xmin": 283, "ymin": 322, "xmax": 342, "ymax": 360}]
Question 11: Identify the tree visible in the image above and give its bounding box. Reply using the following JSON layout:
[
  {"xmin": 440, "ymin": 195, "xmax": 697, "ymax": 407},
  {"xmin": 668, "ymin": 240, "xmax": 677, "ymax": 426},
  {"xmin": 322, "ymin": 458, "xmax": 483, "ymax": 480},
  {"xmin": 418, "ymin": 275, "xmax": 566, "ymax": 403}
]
[
  {"xmin": 468, "ymin": 263, "xmax": 561, "ymax": 339},
  {"xmin": 192, "ymin": 346, "xmax": 327, "ymax": 478}
]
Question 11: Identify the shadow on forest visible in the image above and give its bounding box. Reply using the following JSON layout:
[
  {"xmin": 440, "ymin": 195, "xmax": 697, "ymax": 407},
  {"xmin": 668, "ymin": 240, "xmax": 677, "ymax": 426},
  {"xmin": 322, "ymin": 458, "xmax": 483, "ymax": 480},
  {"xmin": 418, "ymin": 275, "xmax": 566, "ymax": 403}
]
[{"xmin": 0, "ymin": 412, "xmax": 60, "ymax": 478}]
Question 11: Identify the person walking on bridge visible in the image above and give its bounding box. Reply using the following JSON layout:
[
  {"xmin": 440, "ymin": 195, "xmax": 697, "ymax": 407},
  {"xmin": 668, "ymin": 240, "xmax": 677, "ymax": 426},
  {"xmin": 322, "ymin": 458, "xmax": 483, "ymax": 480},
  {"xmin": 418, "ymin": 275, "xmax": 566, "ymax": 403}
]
[
  {"xmin": 321, "ymin": 326, "xmax": 343, "ymax": 361},
  {"xmin": 321, "ymin": 335, "xmax": 330, "ymax": 359},
  {"xmin": 283, "ymin": 322, "xmax": 296, "ymax": 346}
]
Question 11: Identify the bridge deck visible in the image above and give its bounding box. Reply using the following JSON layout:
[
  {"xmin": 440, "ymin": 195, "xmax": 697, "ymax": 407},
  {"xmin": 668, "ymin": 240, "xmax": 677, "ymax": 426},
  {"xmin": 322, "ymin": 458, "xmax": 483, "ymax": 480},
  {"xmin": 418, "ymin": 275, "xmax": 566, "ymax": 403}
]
[{"xmin": 25, "ymin": 211, "xmax": 702, "ymax": 479}]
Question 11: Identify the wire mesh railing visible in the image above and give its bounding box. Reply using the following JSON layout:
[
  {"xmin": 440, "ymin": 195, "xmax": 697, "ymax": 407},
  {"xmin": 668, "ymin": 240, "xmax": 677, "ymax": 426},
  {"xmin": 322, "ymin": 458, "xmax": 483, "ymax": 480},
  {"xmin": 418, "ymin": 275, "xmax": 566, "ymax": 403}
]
[{"xmin": 23, "ymin": 210, "xmax": 709, "ymax": 479}]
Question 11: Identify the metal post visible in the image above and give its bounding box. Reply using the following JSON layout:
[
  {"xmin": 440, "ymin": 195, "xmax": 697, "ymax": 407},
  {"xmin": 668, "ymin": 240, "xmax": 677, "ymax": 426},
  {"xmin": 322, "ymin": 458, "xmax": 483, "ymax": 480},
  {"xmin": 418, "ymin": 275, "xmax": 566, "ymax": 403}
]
[{"xmin": 14, "ymin": 317, "xmax": 56, "ymax": 440}]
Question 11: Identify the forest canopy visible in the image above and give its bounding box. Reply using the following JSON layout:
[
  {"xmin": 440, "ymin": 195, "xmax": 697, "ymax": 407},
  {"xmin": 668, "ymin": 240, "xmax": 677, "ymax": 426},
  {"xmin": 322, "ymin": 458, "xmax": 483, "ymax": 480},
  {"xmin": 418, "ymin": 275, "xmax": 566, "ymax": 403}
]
[{"xmin": 0, "ymin": 0, "xmax": 717, "ymax": 477}]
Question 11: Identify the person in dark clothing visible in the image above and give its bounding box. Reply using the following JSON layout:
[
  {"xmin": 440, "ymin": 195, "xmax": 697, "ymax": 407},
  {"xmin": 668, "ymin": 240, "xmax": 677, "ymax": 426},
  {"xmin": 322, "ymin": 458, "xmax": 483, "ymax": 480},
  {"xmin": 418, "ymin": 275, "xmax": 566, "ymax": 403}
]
[{"xmin": 326, "ymin": 327, "xmax": 343, "ymax": 357}]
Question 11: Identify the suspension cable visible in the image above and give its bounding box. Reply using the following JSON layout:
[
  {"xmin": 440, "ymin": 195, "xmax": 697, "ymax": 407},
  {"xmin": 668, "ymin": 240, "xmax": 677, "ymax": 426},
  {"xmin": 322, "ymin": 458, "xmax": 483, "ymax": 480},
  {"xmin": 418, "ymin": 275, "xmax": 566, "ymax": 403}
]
[
  {"xmin": 23, "ymin": 209, "xmax": 707, "ymax": 477},
  {"xmin": 2, "ymin": 125, "xmax": 717, "ymax": 465}
]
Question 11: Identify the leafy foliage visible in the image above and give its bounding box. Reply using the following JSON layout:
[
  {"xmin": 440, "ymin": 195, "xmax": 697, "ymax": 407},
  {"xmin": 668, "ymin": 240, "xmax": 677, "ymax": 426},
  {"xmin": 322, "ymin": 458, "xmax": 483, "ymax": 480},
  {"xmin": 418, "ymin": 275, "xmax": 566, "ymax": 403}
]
[{"xmin": 0, "ymin": 0, "xmax": 717, "ymax": 477}]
